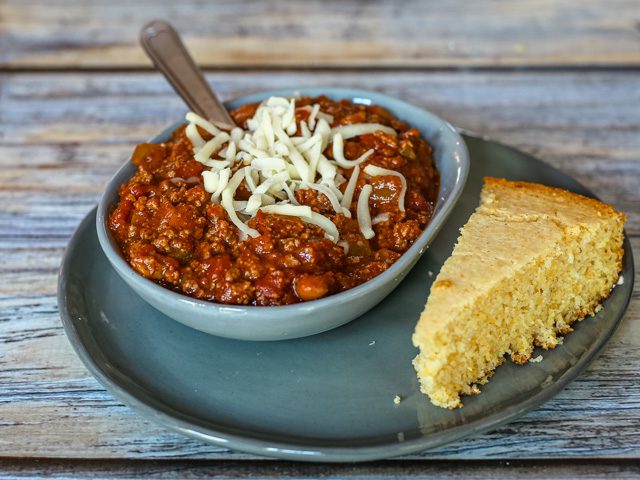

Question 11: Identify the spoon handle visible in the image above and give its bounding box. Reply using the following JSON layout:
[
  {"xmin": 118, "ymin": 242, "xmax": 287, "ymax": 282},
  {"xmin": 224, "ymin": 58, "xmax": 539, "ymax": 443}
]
[{"xmin": 139, "ymin": 20, "xmax": 236, "ymax": 128}]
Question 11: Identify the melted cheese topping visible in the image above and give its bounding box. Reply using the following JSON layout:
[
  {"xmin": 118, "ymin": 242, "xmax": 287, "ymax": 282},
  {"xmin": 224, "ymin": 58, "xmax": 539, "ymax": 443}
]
[{"xmin": 186, "ymin": 96, "xmax": 405, "ymax": 242}]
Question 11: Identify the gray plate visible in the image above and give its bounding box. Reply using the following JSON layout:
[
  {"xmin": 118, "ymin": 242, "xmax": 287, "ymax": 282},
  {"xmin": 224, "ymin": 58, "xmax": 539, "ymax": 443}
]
[{"xmin": 58, "ymin": 134, "xmax": 634, "ymax": 462}]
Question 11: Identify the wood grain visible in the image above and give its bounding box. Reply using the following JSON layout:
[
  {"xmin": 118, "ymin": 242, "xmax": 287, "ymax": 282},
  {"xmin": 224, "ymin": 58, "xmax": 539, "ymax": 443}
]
[
  {"xmin": 3, "ymin": 2, "xmax": 640, "ymax": 475},
  {"xmin": 0, "ymin": 70, "xmax": 639, "ymax": 462},
  {"xmin": 1, "ymin": 278, "xmax": 638, "ymax": 460},
  {"xmin": 1, "ymin": 459, "xmax": 639, "ymax": 479},
  {"xmin": 2, "ymin": 0, "xmax": 640, "ymax": 70},
  {"xmin": 2, "ymin": 71, "xmax": 639, "ymax": 232}
]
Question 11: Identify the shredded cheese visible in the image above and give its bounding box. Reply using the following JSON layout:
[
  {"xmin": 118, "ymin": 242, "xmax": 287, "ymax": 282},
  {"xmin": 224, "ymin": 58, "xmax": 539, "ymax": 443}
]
[
  {"xmin": 331, "ymin": 123, "xmax": 396, "ymax": 140},
  {"xmin": 317, "ymin": 155, "xmax": 337, "ymax": 183},
  {"xmin": 210, "ymin": 168, "xmax": 230, "ymax": 203},
  {"xmin": 260, "ymin": 205, "xmax": 339, "ymax": 242},
  {"xmin": 308, "ymin": 103, "xmax": 321, "ymax": 130},
  {"xmin": 202, "ymin": 170, "xmax": 219, "ymax": 193},
  {"xmin": 261, "ymin": 204, "xmax": 313, "ymax": 218},
  {"xmin": 185, "ymin": 112, "xmax": 221, "ymax": 136},
  {"xmin": 244, "ymin": 194, "xmax": 262, "ymax": 214},
  {"xmin": 185, "ymin": 123, "xmax": 205, "ymax": 149},
  {"xmin": 222, "ymin": 141, "xmax": 236, "ymax": 162},
  {"xmin": 244, "ymin": 167, "xmax": 258, "ymax": 192},
  {"xmin": 185, "ymin": 96, "xmax": 404, "ymax": 242},
  {"xmin": 254, "ymin": 171, "xmax": 290, "ymax": 195},
  {"xmin": 282, "ymin": 182, "xmax": 299, "ymax": 205},
  {"xmin": 195, "ymin": 133, "xmax": 230, "ymax": 164},
  {"xmin": 314, "ymin": 118, "xmax": 332, "ymax": 150},
  {"xmin": 340, "ymin": 165, "xmax": 360, "ymax": 210},
  {"xmin": 302, "ymin": 182, "xmax": 348, "ymax": 217},
  {"xmin": 300, "ymin": 120, "xmax": 312, "ymax": 138},
  {"xmin": 221, "ymin": 170, "xmax": 259, "ymax": 238},
  {"xmin": 332, "ymin": 133, "xmax": 374, "ymax": 168},
  {"xmin": 372, "ymin": 212, "xmax": 390, "ymax": 224},
  {"xmin": 305, "ymin": 140, "xmax": 322, "ymax": 183},
  {"xmin": 357, "ymin": 184, "xmax": 374, "ymax": 239},
  {"xmin": 202, "ymin": 159, "xmax": 230, "ymax": 169},
  {"xmin": 283, "ymin": 99, "xmax": 297, "ymax": 135},
  {"xmin": 307, "ymin": 212, "xmax": 340, "ymax": 242},
  {"xmin": 296, "ymin": 135, "xmax": 321, "ymax": 154},
  {"xmin": 252, "ymin": 157, "xmax": 288, "ymax": 171}
]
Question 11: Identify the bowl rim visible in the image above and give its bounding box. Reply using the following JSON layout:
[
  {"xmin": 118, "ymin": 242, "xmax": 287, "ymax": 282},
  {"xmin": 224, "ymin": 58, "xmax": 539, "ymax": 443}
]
[{"xmin": 96, "ymin": 87, "xmax": 469, "ymax": 314}]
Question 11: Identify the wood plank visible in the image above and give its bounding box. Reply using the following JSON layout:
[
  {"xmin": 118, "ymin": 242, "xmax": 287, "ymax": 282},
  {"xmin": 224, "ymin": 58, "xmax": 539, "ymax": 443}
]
[
  {"xmin": 2, "ymin": 0, "xmax": 640, "ymax": 70},
  {"xmin": 0, "ymin": 70, "xmax": 638, "ymax": 461},
  {"xmin": 0, "ymin": 459, "xmax": 639, "ymax": 480},
  {"xmin": 1, "ymin": 71, "xmax": 639, "ymax": 232},
  {"xmin": 1, "ymin": 232, "xmax": 638, "ymax": 462},
  {"xmin": 0, "ymin": 279, "xmax": 638, "ymax": 460}
]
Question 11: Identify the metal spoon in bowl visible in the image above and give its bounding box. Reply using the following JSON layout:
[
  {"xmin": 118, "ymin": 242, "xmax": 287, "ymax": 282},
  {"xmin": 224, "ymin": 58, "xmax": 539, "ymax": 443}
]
[{"xmin": 139, "ymin": 20, "xmax": 236, "ymax": 129}]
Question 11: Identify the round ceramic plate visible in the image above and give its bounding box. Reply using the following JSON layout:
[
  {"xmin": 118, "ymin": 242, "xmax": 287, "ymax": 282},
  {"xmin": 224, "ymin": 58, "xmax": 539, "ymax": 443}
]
[{"xmin": 59, "ymin": 134, "xmax": 634, "ymax": 462}]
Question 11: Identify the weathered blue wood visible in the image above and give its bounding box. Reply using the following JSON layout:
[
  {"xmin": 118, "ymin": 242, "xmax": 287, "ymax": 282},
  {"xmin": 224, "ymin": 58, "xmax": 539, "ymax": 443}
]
[
  {"xmin": 2, "ymin": 0, "xmax": 640, "ymax": 69},
  {"xmin": 0, "ymin": 71, "xmax": 638, "ymax": 465}
]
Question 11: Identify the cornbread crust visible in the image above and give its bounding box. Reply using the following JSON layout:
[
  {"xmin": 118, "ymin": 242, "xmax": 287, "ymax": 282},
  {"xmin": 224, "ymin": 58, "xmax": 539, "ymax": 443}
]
[{"xmin": 412, "ymin": 177, "xmax": 625, "ymax": 409}]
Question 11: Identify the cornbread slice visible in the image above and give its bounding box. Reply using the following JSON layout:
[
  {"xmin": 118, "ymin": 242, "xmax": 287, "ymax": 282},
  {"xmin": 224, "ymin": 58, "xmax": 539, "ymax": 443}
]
[{"xmin": 412, "ymin": 177, "xmax": 625, "ymax": 409}]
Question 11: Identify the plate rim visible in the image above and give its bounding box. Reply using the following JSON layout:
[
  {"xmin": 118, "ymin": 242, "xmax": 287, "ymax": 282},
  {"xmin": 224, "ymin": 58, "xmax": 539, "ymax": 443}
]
[{"xmin": 58, "ymin": 133, "xmax": 635, "ymax": 462}]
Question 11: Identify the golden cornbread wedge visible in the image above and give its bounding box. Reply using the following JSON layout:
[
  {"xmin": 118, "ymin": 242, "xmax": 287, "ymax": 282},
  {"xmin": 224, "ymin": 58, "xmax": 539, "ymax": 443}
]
[{"xmin": 412, "ymin": 177, "xmax": 626, "ymax": 409}]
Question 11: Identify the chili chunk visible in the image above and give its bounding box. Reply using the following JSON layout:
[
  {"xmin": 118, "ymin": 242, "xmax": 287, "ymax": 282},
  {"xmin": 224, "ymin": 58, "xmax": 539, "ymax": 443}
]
[{"xmin": 109, "ymin": 96, "xmax": 439, "ymax": 306}]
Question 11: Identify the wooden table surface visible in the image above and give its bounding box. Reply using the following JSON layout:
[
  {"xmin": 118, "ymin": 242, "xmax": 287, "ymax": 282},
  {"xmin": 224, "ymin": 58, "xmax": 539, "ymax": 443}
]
[{"xmin": 1, "ymin": 1, "xmax": 639, "ymax": 478}]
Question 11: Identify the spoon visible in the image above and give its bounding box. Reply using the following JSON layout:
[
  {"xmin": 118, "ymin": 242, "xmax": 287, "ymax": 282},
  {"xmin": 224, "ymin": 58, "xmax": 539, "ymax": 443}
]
[{"xmin": 139, "ymin": 20, "xmax": 236, "ymax": 128}]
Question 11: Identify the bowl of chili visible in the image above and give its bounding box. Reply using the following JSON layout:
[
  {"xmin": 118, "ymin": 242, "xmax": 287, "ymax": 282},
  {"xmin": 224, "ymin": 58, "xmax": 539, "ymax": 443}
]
[{"xmin": 96, "ymin": 88, "xmax": 468, "ymax": 341}]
